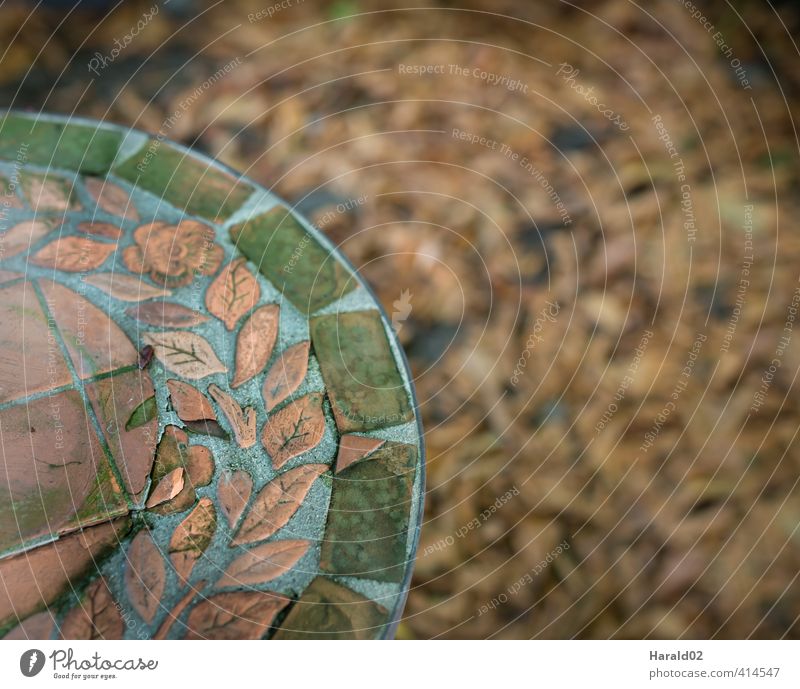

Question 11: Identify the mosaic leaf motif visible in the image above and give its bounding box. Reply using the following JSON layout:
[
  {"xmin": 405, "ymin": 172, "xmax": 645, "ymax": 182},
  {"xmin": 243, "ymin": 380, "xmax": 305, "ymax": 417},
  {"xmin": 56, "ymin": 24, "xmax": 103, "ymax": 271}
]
[
  {"xmin": 335, "ymin": 435, "xmax": 386, "ymax": 473},
  {"xmin": 2, "ymin": 610, "xmax": 56, "ymax": 640},
  {"xmin": 169, "ymin": 498, "xmax": 217, "ymax": 583},
  {"xmin": 84, "ymin": 177, "xmax": 139, "ymax": 221},
  {"xmin": 218, "ymin": 470, "xmax": 253, "ymax": 529},
  {"xmin": 186, "ymin": 446, "xmax": 215, "ymax": 487},
  {"xmin": 32, "ymin": 236, "xmax": 116, "ymax": 272},
  {"xmin": 76, "ymin": 221, "xmax": 123, "ymax": 239},
  {"xmin": 143, "ymin": 331, "xmax": 226, "ymax": 379},
  {"xmin": 125, "ymin": 530, "xmax": 166, "ymax": 624},
  {"xmin": 154, "ymin": 582, "xmax": 204, "ymax": 640},
  {"xmin": 21, "ymin": 174, "xmax": 80, "ymax": 211},
  {"xmin": 148, "ymin": 427, "xmax": 215, "ymax": 515},
  {"xmin": 232, "ymin": 304, "xmax": 279, "ymax": 388},
  {"xmin": 145, "ymin": 467, "xmax": 185, "ymax": 508},
  {"xmin": 217, "ymin": 540, "xmax": 309, "ymax": 588},
  {"xmin": 84, "ymin": 272, "xmax": 171, "ymax": 302},
  {"xmin": 0, "ymin": 220, "xmax": 52, "ymax": 259},
  {"xmin": 0, "ymin": 176, "xmax": 23, "ymax": 209},
  {"xmin": 183, "ymin": 591, "xmax": 289, "ymax": 640},
  {"xmin": 262, "ymin": 341, "xmax": 310, "ymax": 411},
  {"xmin": 233, "ymin": 464, "xmax": 328, "ymax": 546},
  {"xmin": 126, "ymin": 395, "xmax": 157, "ymax": 430},
  {"xmin": 261, "ymin": 393, "xmax": 326, "ymax": 470},
  {"xmin": 166, "ymin": 379, "xmax": 226, "ymax": 437},
  {"xmin": 59, "ymin": 578, "xmax": 124, "ymax": 640},
  {"xmin": 208, "ymin": 384, "xmax": 257, "ymax": 448},
  {"xmin": 126, "ymin": 301, "xmax": 209, "ymax": 328},
  {"xmin": 205, "ymin": 257, "xmax": 260, "ymax": 330}
]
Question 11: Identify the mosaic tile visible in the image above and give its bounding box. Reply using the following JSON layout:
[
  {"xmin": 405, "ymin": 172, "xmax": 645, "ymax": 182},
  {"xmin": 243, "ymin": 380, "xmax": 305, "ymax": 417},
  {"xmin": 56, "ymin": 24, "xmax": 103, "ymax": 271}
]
[
  {"xmin": 113, "ymin": 140, "xmax": 253, "ymax": 221},
  {"xmin": 0, "ymin": 114, "xmax": 121, "ymax": 175},
  {"xmin": 229, "ymin": 205, "xmax": 355, "ymax": 314},
  {"xmin": 0, "ymin": 391, "xmax": 127, "ymax": 555},
  {"xmin": 320, "ymin": 442, "xmax": 417, "ymax": 583},
  {"xmin": 0, "ymin": 113, "xmax": 422, "ymax": 640},
  {"xmin": 310, "ymin": 310, "xmax": 414, "ymax": 432},
  {"xmin": 272, "ymin": 576, "xmax": 388, "ymax": 639}
]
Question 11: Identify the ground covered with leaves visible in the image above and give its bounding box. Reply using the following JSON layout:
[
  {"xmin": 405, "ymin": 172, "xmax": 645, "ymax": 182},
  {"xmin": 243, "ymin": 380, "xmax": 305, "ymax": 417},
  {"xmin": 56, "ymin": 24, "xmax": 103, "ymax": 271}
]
[{"xmin": 2, "ymin": 0, "xmax": 800, "ymax": 638}]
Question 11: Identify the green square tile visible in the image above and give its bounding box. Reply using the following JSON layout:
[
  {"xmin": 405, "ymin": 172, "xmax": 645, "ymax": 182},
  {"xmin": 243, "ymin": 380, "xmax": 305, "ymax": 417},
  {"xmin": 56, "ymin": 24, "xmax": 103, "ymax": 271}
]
[
  {"xmin": 310, "ymin": 310, "xmax": 413, "ymax": 432},
  {"xmin": 273, "ymin": 576, "xmax": 388, "ymax": 639},
  {"xmin": 0, "ymin": 114, "xmax": 121, "ymax": 175},
  {"xmin": 229, "ymin": 205, "xmax": 355, "ymax": 314},
  {"xmin": 113, "ymin": 140, "xmax": 253, "ymax": 221},
  {"xmin": 319, "ymin": 442, "xmax": 416, "ymax": 583}
]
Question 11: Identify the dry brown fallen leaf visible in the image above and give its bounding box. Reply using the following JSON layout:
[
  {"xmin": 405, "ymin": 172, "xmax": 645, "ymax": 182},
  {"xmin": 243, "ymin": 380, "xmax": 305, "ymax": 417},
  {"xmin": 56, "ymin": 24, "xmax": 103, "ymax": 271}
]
[
  {"xmin": 232, "ymin": 304, "xmax": 280, "ymax": 388},
  {"xmin": 208, "ymin": 383, "xmax": 257, "ymax": 448},
  {"xmin": 169, "ymin": 497, "xmax": 217, "ymax": 583},
  {"xmin": 218, "ymin": 469, "xmax": 253, "ymax": 529},
  {"xmin": 262, "ymin": 393, "xmax": 326, "ymax": 470},
  {"xmin": 32, "ymin": 236, "xmax": 116, "ymax": 272},
  {"xmin": 124, "ymin": 530, "xmax": 166, "ymax": 624},
  {"xmin": 262, "ymin": 340, "xmax": 310, "ymax": 411},
  {"xmin": 205, "ymin": 257, "xmax": 260, "ymax": 330},
  {"xmin": 233, "ymin": 463, "xmax": 328, "ymax": 546}
]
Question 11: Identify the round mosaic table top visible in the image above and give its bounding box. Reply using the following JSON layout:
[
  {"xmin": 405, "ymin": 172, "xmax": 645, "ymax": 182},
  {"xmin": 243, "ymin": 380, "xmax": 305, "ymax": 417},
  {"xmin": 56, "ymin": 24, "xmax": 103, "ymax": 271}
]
[{"xmin": 0, "ymin": 111, "xmax": 424, "ymax": 640}]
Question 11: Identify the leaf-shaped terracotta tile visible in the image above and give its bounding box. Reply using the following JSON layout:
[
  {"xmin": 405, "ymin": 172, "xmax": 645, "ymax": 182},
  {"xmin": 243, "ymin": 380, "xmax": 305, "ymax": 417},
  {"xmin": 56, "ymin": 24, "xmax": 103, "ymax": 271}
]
[
  {"xmin": 84, "ymin": 177, "xmax": 140, "ymax": 221},
  {"xmin": 77, "ymin": 221, "xmax": 123, "ymax": 239},
  {"xmin": 169, "ymin": 498, "xmax": 217, "ymax": 583},
  {"xmin": 335, "ymin": 435, "xmax": 386, "ymax": 473},
  {"xmin": 127, "ymin": 302, "xmax": 209, "ymax": 328},
  {"xmin": 233, "ymin": 464, "xmax": 328, "ymax": 546},
  {"xmin": 153, "ymin": 582, "xmax": 205, "ymax": 639},
  {"xmin": 126, "ymin": 395, "xmax": 157, "ymax": 430},
  {"xmin": 184, "ymin": 591, "xmax": 289, "ymax": 640},
  {"xmin": 186, "ymin": 445, "xmax": 215, "ymax": 487},
  {"xmin": 205, "ymin": 257, "xmax": 260, "ymax": 330},
  {"xmin": 0, "ymin": 220, "xmax": 53, "ymax": 259},
  {"xmin": 22, "ymin": 174, "xmax": 80, "ymax": 211},
  {"xmin": 208, "ymin": 384, "xmax": 257, "ymax": 448},
  {"xmin": 262, "ymin": 341, "xmax": 310, "ymax": 411},
  {"xmin": 84, "ymin": 272, "xmax": 172, "ymax": 302},
  {"xmin": 59, "ymin": 578, "xmax": 124, "ymax": 640},
  {"xmin": 167, "ymin": 379, "xmax": 215, "ymax": 422},
  {"xmin": 232, "ymin": 304, "xmax": 279, "ymax": 388},
  {"xmin": 166, "ymin": 378, "xmax": 226, "ymax": 437},
  {"xmin": 144, "ymin": 331, "xmax": 226, "ymax": 380},
  {"xmin": 145, "ymin": 467, "xmax": 185, "ymax": 508},
  {"xmin": 0, "ymin": 269, "xmax": 23, "ymax": 283},
  {"xmin": 261, "ymin": 393, "xmax": 326, "ymax": 470},
  {"xmin": 32, "ymin": 236, "xmax": 116, "ymax": 272},
  {"xmin": 0, "ymin": 176, "xmax": 24, "ymax": 209},
  {"xmin": 218, "ymin": 540, "xmax": 309, "ymax": 588},
  {"xmin": 125, "ymin": 530, "xmax": 166, "ymax": 624},
  {"xmin": 218, "ymin": 470, "xmax": 253, "ymax": 529},
  {"xmin": 2, "ymin": 610, "xmax": 56, "ymax": 640}
]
